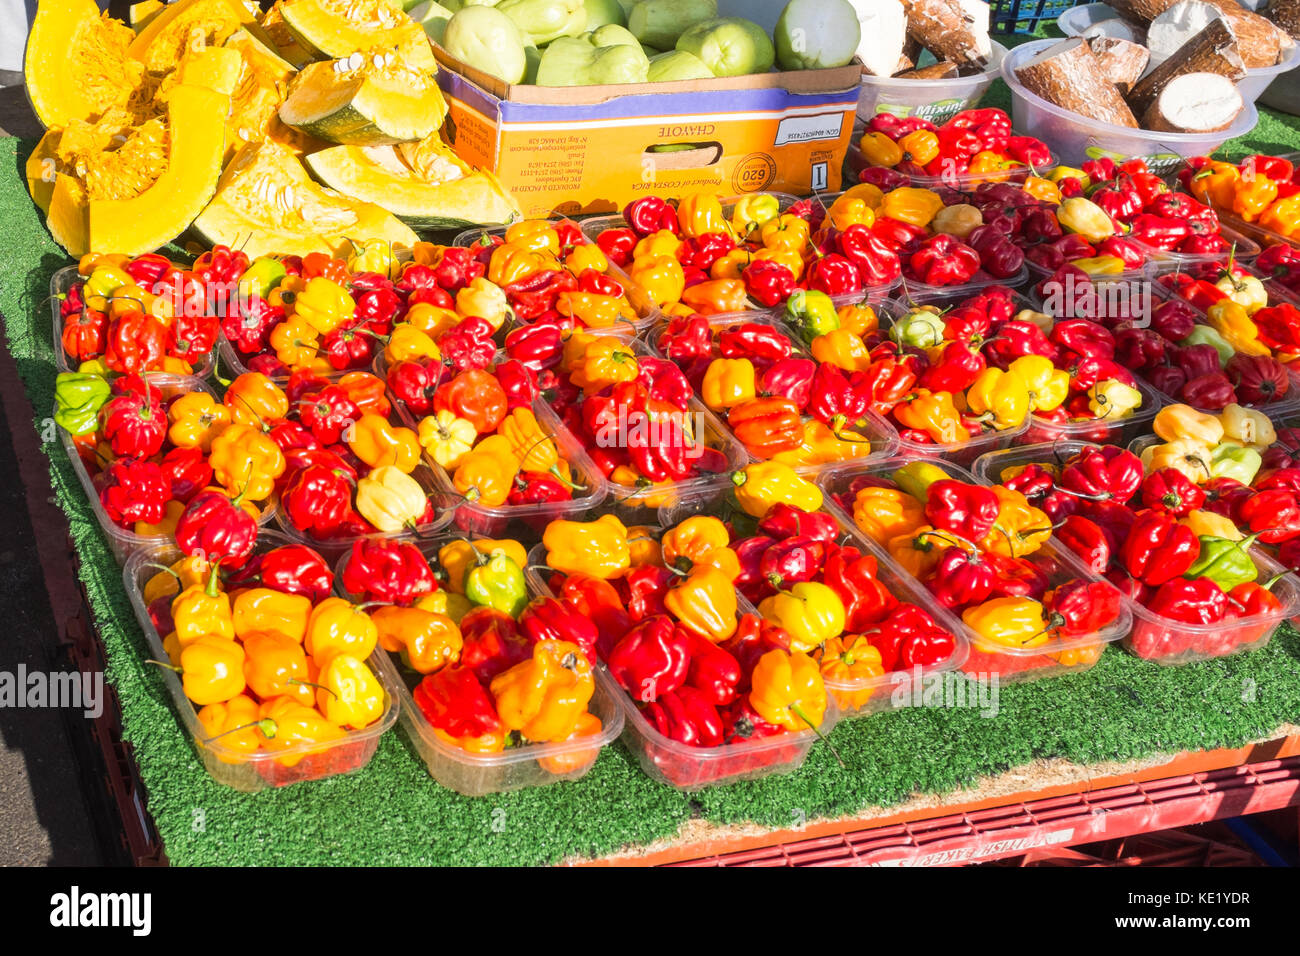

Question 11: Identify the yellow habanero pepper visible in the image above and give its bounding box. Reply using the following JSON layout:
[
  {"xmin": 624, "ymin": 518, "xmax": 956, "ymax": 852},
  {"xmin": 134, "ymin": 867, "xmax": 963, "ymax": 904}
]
[
  {"xmin": 880, "ymin": 187, "xmax": 945, "ymax": 229},
  {"xmin": 1233, "ymin": 174, "xmax": 1279, "ymax": 222},
  {"xmin": 816, "ymin": 635, "xmax": 885, "ymax": 710},
  {"xmin": 143, "ymin": 554, "xmax": 209, "ymax": 606},
  {"xmin": 771, "ymin": 419, "xmax": 877, "ymax": 468},
  {"xmin": 710, "ymin": 247, "xmax": 755, "ymax": 280},
  {"xmin": 456, "ymin": 278, "xmax": 511, "ymax": 331},
  {"xmin": 316, "ymin": 654, "xmax": 386, "ymax": 729},
  {"xmin": 633, "ymin": 229, "xmax": 683, "ymax": 261},
  {"xmin": 171, "ymin": 564, "xmax": 232, "ymax": 647},
  {"xmin": 1022, "ymin": 176, "xmax": 1062, "ymax": 205},
  {"xmin": 665, "ymin": 567, "xmax": 739, "ymax": 641},
  {"xmin": 894, "ymin": 390, "xmax": 965, "ymax": 444},
  {"xmin": 438, "ymin": 538, "xmax": 529, "ymax": 595},
  {"xmin": 853, "ymin": 485, "xmax": 926, "ymax": 545},
  {"xmin": 967, "ymin": 367, "xmax": 1030, "ymax": 430},
  {"xmin": 224, "ymin": 372, "xmax": 288, "ymax": 429},
  {"xmin": 700, "ymin": 357, "xmax": 757, "ymax": 411},
  {"xmin": 1087, "ymin": 379, "xmax": 1143, "ymax": 420},
  {"xmin": 270, "ymin": 318, "xmax": 320, "ymax": 368},
  {"xmin": 1154, "ymin": 404, "xmax": 1224, "ymax": 445},
  {"xmin": 1140, "ymin": 438, "xmax": 1215, "ymax": 484},
  {"xmin": 402, "ymin": 302, "xmax": 461, "ymax": 339},
  {"xmin": 504, "ymin": 219, "xmax": 561, "ymax": 255},
  {"xmin": 293, "ymin": 277, "xmax": 355, "ymax": 336},
  {"xmin": 356, "ymin": 465, "xmax": 428, "ymax": 532},
  {"xmin": 811, "ymin": 328, "xmax": 874, "ymax": 372},
  {"xmin": 730, "ymin": 194, "xmax": 780, "ymax": 239},
  {"xmin": 681, "ymin": 278, "xmax": 749, "ymax": 315},
  {"xmin": 384, "ymin": 324, "xmax": 441, "ymax": 365},
  {"xmin": 453, "ymin": 437, "xmax": 519, "ymax": 507},
  {"xmin": 660, "ymin": 516, "xmax": 738, "ymax": 579},
  {"xmin": 1260, "ymin": 194, "xmax": 1300, "ymax": 239},
  {"xmin": 1007, "ymin": 355, "xmax": 1068, "ymax": 413},
  {"xmin": 348, "ymin": 414, "xmax": 421, "ymax": 473},
  {"xmin": 1188, "ymin": 160, "xmax": 1241, "ymax": 210},
  {"xmin": 372, "ymin": 605, "xmax": 463, "ymax": 674},
  {"xmin": 962, "ymin": 597, "xmax": 1048, "ymax": 652},
  {"xmin": 677, "ymin": 193, "xmax": 731, "ymax": 239},
  {"xmin": 570, "ymin": 336, "xmax": 639, "ymax": 395},
  {"xmin": 232, "ymin": 588, "xmax": 311, "ymax": 644},
  {"xmin": 979, "ymin": 486, "xmax": 1051, "ymax": 558},
  {"xmin": 750, "ymin": 245, "xmax": 804, "ymax": 280},
  {"xmin": 490, "ymin": 640, "xmax": 595, "ymax": 742},
  {"xmin": 208, "ymin": 422, "xmax": 286, "ymax": 502},
  {"xmin": 255, "ymin": 696, "xmax": 345, "ymax": 766},
  {"xmin": 1182, "ymin": 508, "xmax": 1245, "ymax": 540},
  {"xmin": 305, "ymin": 598, "xmax": 379, "ymax": 665},
  {"xmin": 167, "ymin": 391, "xmax": 232, "ymax": 453},
  {"xmin": 418, "ymin": 410, "xmax": 476, "ymax": 470},
  {"xmin": 556, "ymin": 290, "xmax": 638, "ymax": 329},
  {"xmin": 1071, "ymin": 255, "xmax": 1126, "ymax": 276},
  {"xmin": 748, "ymin": 648, "xmax": 828, "ymax": 733},
  {"xmin": 1206, "ymin": 300, "xmax": 1271, "ymax": 357},
  {"xmin": 565, "ymin": 242, "xmax": 608, "ymax": 274},
  {"xmin": 731, "ymin": 461, "xmax": 823, "ymax": 517},
  {"xmin": 836, "ymin": 300, "xmax": 879, "ymax": 336},
  {"xmin": 629, "ymin": 254, "xmax": 686, "ymax": 308},
  {"xmin": 543, "ymin": 514, "xmax": 630, "ymax": 579},
  {"xmin": 759, "ymin": 581, "xmax": 845, "ymax": 652},
  {"xmin": 169, "ymin": 635, "xmax": 246, "ymax": 706},
  {"xmin": 859, "ymin": 131, "xmax": 904, "ymax": 168},
  {"xmin": 488, "ymin": 242, "xmax": 557, "ymax": 287},
  {"xmin": 759, "ymin": 214, "xmax": 811, "ymax": 253},
  {"xmin": 196, "ymin": 693, "xmax": 261, "ymax": 760},
  {"xmin": 898, "ymin": 130, "xmax": 940, "ymax": 167},
  {"xmin": 827, "ymin": 195, "xmax": 875, "ymax": 232}
]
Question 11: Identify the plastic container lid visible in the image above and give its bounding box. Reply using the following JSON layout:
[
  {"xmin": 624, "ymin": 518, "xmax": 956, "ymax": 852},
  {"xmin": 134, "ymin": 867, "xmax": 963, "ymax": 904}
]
[
  {"xmin": 1002, "ymin": 39, "xmax": 1258, "ymax": 174},
  {"xmin": 857, "ymin": 42, "xmax": 1008, "ymax": 127}
]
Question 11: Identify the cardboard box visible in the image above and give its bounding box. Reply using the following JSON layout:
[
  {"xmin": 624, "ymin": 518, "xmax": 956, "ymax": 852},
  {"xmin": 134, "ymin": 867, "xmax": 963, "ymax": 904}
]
[{"xmin": 432, "ymin": 48, "xmax": 861, "ymax": 218}]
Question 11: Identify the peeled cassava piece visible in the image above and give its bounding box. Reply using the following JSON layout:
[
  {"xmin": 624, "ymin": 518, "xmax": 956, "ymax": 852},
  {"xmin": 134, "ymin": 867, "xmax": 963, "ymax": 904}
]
[
  {"xmin": 898, "ymin": 0, "xmax": 990, "ymax": 68},
  {"xmin": 192, "ymin": 142, "xmax": 418, "ymax": 258},
  {"xmin": 850, "ymin": 0, "xmax": 908, "ymax": 77},
  {"xmin": 305, "ymin": 133, "xmax": 522, "ymax": 229},
  {"xmin": 1126, "ymin": 17, "xmax": 1244, "ymax": 119},
  {"xmin": 897, "ymin": 61, "xmax": 961, "ymax": 78},
  {"xmin": 279, "ymin": 48, "xmax": 448, "ymax": 145},
  {"xmin": 1081, "ymin": 18, "xmax": 1147, "ymax": 42},
  {"xmin": 1015, "ymin": 38, "xmax": 1140, "ymax": 127},
  {"xmin": 1146, "ymin": 0, "xmax": 1224, "ymax": 62},
  {"xmin": 440, "ymin": 6, "xmax": 529, "ymax": 83},
  {"xmin": 1107, "ymin": 0, "xmax": 1284, "ymax": 66},
  {"xmin": 1267, "ymin": 0, "xmax": 1300, "ymax": 40},
  {"xmin": 1142, "ymin": 70, "xmax": 1243, "ymax": 129},
  {"xmin": 629, "ymin": 0, "xmax": 717, "ymax": 50},
  {"xmin": 24, "ymin": 0, "xmax": 145, "ymax": 128},
  {"xmin": 1088, "ymin": 35, "xmax": 1151, "ymax": 93},
  {"xmin": 42, "ymin": 84, "xmax": 231, "ymax": 256}
]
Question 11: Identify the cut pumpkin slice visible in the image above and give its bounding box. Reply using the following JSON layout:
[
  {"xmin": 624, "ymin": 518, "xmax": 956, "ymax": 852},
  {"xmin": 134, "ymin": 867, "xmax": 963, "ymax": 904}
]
[
  {"xmin": 129, "ymin": 0, "xmax": 264, "ymax": 78},
  {"xmin": 279, "ymin": 52, "xmax": 446, "ymax": 145},
  {"xmin": 87, "ymin": 85, "xmax": 230, "ymax": 255},
  {"xmin": 279, "ymin": 0, "xmax": 421, "ymax": 60},
  {"xmin": 129, "ymin": 1, "xmax": 166, "ymax": 32},
  {"xmin": 192, "ymin": 141, "xmax": 417, "ymax": 258},
  {"xmin": 305, "ymin": 138, "xmax": 520, "ymax": 230},
  {"xmin": 258, "ymin": 1, "xmax": 317, "ymax": 68},
  {"xmin": 24, "ymin": 0, "xmax": 145, "ymax": 128},
  {"xmin": 25, "ymin": 129, "xmax": 62, "ymax": 215}
]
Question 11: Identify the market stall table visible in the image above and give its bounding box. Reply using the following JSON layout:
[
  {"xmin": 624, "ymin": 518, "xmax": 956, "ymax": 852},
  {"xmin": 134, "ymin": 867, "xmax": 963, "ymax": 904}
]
[{"xmin": 7, "ymin": 93, "xmax": 1300, "ymax": 862}]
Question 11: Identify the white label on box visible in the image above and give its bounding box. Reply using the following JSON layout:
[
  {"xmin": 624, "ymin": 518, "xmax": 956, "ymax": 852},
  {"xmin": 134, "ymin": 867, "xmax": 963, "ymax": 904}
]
[{"xmin": 773, "ymin": 112, "xmax": 845, "ymax": 146}]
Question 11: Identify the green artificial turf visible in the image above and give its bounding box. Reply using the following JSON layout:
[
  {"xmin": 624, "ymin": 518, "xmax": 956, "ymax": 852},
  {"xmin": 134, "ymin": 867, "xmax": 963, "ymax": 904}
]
[{"xmin": 6, "ymin": 91, "xmax": 1300, "ymax": 865}]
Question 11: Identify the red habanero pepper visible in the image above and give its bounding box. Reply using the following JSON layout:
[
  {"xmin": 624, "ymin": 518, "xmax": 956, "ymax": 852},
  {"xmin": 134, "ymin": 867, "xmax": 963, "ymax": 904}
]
[
  {"xmin": 340, "ymin": 538, "xmax": 436, "ymax": 605},
  {"xmin": 622, "ymin": 197, "xmax": 678, "ymax": 236},
  {"xmin": 1044, "ymin": 580, "xmax": 1120, "ymax": 635},
  {"xmin": 643, "ymin": 686, "xmax": 724, "ymax": 747},
  {"xmin": 519, "ymin": 597, "xmax": 600, "ymax": 667},
  {"xmin": 684, "ymin": 633, "xmax": 742, "ymax": 706},
  {"xmin": 596, "ymin": 227, "xmax": 637, "ymax": 267},
  {"xmin": 174, "ymin": 489, "xmax": 258, "ymax": 570},
  {"xmin": 1055, "ymin": 514, "xmax": 1112, "ymax": 573},
  {"xmin": 226, "ymin": 544, "xmax": 334, "ymax": 602},
  {"xmin": 606, "ymin": 614, "xmax": 691, "ymax": 702},
  {"xmin": 1119, "ymin": 510, "xmax": 1200, "ymax": 585}
]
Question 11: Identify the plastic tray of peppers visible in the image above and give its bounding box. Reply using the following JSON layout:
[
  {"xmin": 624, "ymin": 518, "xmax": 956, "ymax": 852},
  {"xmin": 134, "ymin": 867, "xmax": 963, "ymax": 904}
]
[
  {"xmin": 525, "ymin": 469, "xmax": 869, "ymax": 791},
  {"xmin": 334, "ymin": 534, "xmax": 623, "ymax": 797},
  {"xmin": 820, "ymin": 456, "xmax": 1130, "ymax": 681},
  {"xmin": 123, "ymin": 531, "xmax": 398, "ymax": 791},
  {"xmin": 56, "ymin": 373, "xmax": 278, "ymax": 563},
  {"xmin": 1180, "ymin": 153, "xmax": 1300, "ymax": 255},
  {"xmin": 971, "ymin": 416, "xmax": 1300, "ymax": 664},
  {"xmin": 52, "ymin": 258, "xmax": 219, "ymax": 379},
  {"xmin": 577, "ymin": 190, "xmax": 908, "ymax": 321},
  {"xmin": 452, "ymin": 217, "xmax": 661, "ymax": 335}
]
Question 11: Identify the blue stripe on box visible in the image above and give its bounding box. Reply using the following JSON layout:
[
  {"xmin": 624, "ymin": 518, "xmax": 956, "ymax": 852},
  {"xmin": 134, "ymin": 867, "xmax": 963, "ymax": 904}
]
[
  {"xmin": 497, "ymin": 88, "xmax": 859, "ymax": 124},
  {"xmin": 437, "ymin": 70, "xmax": 500, "ymax": 119}
]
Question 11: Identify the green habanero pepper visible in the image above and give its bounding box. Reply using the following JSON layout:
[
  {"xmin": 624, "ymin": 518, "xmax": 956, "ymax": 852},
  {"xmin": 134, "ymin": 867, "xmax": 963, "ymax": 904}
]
[
  {"xmin": 53, "ymin": 371, "xmax": 112, "ymax": 436},
  {"xmin": 464, "ymin": 549, "xmax": 528, "ymax": 618},
  {"xmin": 1209, "ymin": 442, "xmax": 1262, "ymax": 485},
  {"xmin": 784, "ymin": 289, "xmax": 840, "ymax": 345},
  {"xmin": 1185, "ymin": 533, "xmax": 1262, "ymax": 591},
  {"xmin": 890, "ymin": 307, "xmax": 946, "ymax": 349},
  {"xmin": 1179, "ymin": 325, "xmax": 1234, "ymax": 367}
]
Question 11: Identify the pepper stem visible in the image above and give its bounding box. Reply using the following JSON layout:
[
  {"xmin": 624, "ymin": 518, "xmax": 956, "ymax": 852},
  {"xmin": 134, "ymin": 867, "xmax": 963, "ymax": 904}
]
[
  {"xmin": 789, "ymin": 703, "xmax": 844, "ymax": 768},
  {"xmin": 205, "ymin": 718, "xmax": 277, "ymax": 743}
]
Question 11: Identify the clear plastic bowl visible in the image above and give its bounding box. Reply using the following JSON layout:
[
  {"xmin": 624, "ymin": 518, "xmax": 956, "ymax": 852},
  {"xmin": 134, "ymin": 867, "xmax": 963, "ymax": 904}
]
[
  {"xmin": 524, "ymin": 543, "xmax": 840, "ymax": 790},
  {"xmin": 122, "ymin": 532, "xmax": 399, "ymax": 792},
  {"xmin": 972, "ymin": 439, "xmax": 1103, "ymax": 488},
  {"xmin": 333, "ymin": 534, "xmax": 624, "ymax": 796},
  {"xmin": 271, "ymin": 461, "xmax": 454, "ymax": 561},
  {"xmin": 642, "ymin": 309, "xmax": 900, "ymax": 476},
  {"xmin": 900, "ymin": 265, "xmax": 1031, "ymax": 300},
  {"xmin": 1017, "ymin": 379, "xmax": 1164, "ymax": 447},
  {"xmin": 453, "ymin": 219, "xmax": 663, "ymax": 336},
  {"xmin": 857, "ymin": 42, "xmax": 1009, "ymax": 127},
  {"xmin": 51, "ymin": 265, "xmax": 216, "ymax": 379},
  {"xmin": 1148, "ymin": 223, "xmax": 1262, "ymax": 267},
  {"xmin": 1124, "ymin": 548, "xmax": 1300, "ymax": 664},
  {"xmin": 653, "ymin": 481, "xmax": 970, "ymax": 718},
  {"xmin": 58, "ymin": 376, "xmax": 278, "ymax": 564},
  {"xmin": 1002, "ymin": 39, "xmax": 1259, "ymax": 174},
  {"xmin": 385, "ymin": 384, "xmax": 612, "ymax": 539},
  {"xmin": 819, "ymin": 455, "xmax": 1132, "ymax": 683}
]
